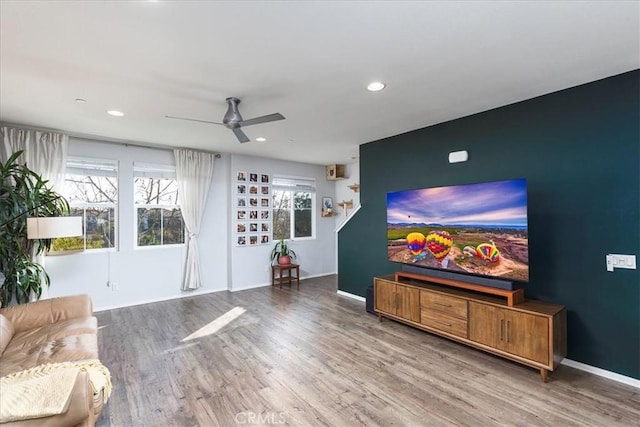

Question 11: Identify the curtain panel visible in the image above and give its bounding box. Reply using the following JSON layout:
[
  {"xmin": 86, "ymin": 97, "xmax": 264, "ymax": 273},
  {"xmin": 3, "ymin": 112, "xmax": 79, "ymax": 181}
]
[
  {"xmin": 174, "ymin": 149, "xmax": 216, "ymax": 291},
  {"xmin": 1, "ymin": 126, "xmax": 68, "ymax": 193}
]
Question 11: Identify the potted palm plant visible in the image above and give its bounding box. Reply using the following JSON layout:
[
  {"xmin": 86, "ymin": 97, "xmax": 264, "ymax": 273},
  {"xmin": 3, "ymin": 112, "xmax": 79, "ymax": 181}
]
[
  {"xmin": 270, "ymin": 238, "xmax": 297, "ymax": 265},
  {"xmin": 0, "ymin": 151, "xmax": 70, "ymax": 306}
]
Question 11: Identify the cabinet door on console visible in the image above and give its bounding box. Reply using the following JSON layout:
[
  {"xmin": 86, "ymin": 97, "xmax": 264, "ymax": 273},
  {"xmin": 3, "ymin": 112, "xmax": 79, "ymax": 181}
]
[
  {"xmin": 469, "ymin": 302, "xmax": 549, "ymax": 365},
  {"xmin": 396, "ymin": 284, "xmax": 420, "ymax": 323},
  {"xmin": 375, "ymin": 279, "xmax": 396, "ymax": 315},
  {"xmin": 504, "ymin": 310, "xmax": 549, "ymax": 365},
  {"xmin": 468, "ymin": 302, "xmax": 502, "ymax": 349}
]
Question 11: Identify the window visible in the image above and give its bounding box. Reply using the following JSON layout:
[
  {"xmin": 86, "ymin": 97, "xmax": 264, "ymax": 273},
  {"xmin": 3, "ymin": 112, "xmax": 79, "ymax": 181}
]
[
  {"xmin": 272, "ymin": 176, "xmax": 315, "ymax": 240},
  {"xmin": 134, "ymin": 163, "xmax": 184, "ymax": 247},
  {"xmin": 52, "ymin": 157, "xmax": 118, "ymax": 251}
]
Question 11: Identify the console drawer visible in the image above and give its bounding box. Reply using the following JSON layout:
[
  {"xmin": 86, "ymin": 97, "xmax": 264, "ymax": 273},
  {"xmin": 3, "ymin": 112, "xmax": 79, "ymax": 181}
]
[
  {"xmin": 421, "ymin": 310, "xmax": 468, "ymax": 338},
  {"xmin": 420, "ymin": 291, "xmax": 468, "ymax": 319}
]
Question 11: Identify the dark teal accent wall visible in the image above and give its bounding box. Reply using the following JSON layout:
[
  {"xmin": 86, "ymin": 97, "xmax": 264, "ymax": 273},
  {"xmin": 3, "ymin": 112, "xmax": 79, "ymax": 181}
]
[{"xmin": 338, "ymin": 70, "xmax": 640, "ymax": 379}]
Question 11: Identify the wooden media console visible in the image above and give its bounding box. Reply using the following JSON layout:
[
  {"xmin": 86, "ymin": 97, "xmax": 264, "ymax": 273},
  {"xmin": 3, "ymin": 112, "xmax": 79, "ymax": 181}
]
[{"xmin": 375, "ymin": 272, "xmax": 567, "ymax": 382}]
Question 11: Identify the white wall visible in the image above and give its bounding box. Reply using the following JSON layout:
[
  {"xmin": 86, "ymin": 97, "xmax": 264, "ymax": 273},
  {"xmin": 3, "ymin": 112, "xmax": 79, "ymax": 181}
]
[
  {"xmin": 46, "ymin": 138, "xmax": 229, "ymax": 310},
  {"xmin": 45, "ymin": 138, "xmax": 337, "ymax": 309},
  {"xmin": 229, "ymin": 155, "xmax": 336, "ymax": 291}
]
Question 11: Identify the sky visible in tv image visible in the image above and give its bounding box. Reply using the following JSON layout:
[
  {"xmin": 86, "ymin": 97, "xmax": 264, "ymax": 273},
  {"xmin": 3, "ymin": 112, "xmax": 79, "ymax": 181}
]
[{"xmin": 387, "ymin": 179, "xmax": 528, "ymax": 228}]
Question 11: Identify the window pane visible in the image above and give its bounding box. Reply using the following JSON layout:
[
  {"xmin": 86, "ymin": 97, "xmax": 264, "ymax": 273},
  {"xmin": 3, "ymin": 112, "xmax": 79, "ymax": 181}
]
[
  {"xmin": 293, "ymin": 192, "xmax": 312, "ymax": 238},
  {"xmin": 294, "ymin": 209, "xmax": 312, "ymax": 238},
  {"xmin": 294, "ymin": 192, "xmax": 312, "ymax": 209},
  {"xmin": 86, "ymin": 207, "xmax": 116, "ymax": 249},
  {"xmin": 134, "ymin": 177, "xmax": 179, "ymax": 205},
  {"xmin": 138, "ymin": 208, "xmax": 161, "ymax": 246},
  {"xmin": 272, "ymin": 190, "xmax": 291, "ymax": 240},
  {"xmin": 63, "ymin": 175, "xmax": 117, "ymax": 204},
  {"xmin": 162, "ymin": 208, "xmax": 184, "ymax": 244}
]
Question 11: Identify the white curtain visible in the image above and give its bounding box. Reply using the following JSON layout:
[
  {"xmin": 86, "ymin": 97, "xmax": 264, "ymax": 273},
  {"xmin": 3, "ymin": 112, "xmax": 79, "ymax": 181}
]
[
  {"xmin": 1, "ymin": 126, "xmax": 68, "ymax": 193},
  {"xmin": 174, "ymin": 149, "xmax": 216, "ymax": 291}
]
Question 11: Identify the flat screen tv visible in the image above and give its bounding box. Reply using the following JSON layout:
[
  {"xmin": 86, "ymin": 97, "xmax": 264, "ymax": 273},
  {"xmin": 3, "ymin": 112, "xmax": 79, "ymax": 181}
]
[{"xmin": 387, "ymin": 178, "xmax": 529, "ymax": 283}]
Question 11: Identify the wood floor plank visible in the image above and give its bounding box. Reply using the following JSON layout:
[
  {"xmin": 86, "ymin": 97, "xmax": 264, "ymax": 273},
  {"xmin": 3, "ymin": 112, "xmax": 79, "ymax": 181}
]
[{"xmin": 95, "ymin": 276, "xmax": 639, "ymax": 426}]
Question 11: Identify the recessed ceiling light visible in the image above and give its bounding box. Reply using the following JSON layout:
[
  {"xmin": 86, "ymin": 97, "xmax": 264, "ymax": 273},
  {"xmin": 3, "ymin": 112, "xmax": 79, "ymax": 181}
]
[
  {"xmin": 107, "ymin": 110, "xmax": 124, "ymax": 117},
  {"xmin": 256, "ymin": 137, "xmax": 267, "ymax": 142},
  {"xmin": 75, "ymin": 98, "xmax": 87, "ymax": 103},
  {"xmin": 367, "ymin": 81, "xmax": 386, "ymax": 92}
]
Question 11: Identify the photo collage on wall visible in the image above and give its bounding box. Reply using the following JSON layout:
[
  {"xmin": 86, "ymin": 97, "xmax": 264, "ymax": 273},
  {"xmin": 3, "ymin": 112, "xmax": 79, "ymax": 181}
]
[{"xmin": 235, "ymin": 171, "xmax": 271, "ymax": 246}]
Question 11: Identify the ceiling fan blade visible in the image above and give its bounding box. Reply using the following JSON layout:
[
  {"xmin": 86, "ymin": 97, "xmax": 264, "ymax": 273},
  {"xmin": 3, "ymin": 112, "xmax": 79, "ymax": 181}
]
[
  {"xmin": 165, "ymin": 115, "xmax": 223, "ymax": 125},
  {"xmin": 232, "ymin": 127, "xmax": 250, "ymax": 143},
  {"xmin": 238, "ymin": 113, "xmax": 285, "ymax": 127}
]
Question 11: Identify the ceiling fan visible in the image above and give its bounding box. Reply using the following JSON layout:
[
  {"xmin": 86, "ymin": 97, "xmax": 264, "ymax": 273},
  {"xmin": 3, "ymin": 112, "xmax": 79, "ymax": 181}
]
[{"xmin": 166, "ymin": 97, "xmax": 285, "ymax": 143}]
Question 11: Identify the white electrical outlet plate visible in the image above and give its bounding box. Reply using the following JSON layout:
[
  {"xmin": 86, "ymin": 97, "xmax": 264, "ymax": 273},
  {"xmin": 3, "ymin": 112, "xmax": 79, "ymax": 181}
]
[{"xmin": 606, "ymin": 254, "xmax": 637, "ymax": 272}]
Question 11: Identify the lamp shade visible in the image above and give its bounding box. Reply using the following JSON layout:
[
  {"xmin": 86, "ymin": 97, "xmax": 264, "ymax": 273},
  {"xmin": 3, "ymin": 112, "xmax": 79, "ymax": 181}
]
[{"xmin": 27, "ymin": 217, "xmax": 83, "ymax": 239}]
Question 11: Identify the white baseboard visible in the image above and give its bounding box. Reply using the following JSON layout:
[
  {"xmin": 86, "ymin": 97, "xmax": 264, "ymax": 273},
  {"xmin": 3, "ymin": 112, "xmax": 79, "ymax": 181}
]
[
  {"xmin": 94, "ymin": 287, "xmax": 225, "ymax": 312},
  {"xmin": 230, "ymin": 272, "xmax": 337, "ymax": 292},
  {"xmin": 230, "ymin": 282, "xmax": 271, "ymax": 292},
  {"xmin": 337, "ymin": 290, "xmax": 366, "ymax": 302},
  {"xmin": 561, "ymin": 359, "xmax": 640, "ymax": 388}
]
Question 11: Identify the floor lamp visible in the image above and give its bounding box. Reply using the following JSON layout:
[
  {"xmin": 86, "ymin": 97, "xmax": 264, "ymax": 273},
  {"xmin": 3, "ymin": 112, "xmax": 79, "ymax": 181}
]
[{"xmin": 26, "ymin": 216, "xmax": 83, "ymax": 300}]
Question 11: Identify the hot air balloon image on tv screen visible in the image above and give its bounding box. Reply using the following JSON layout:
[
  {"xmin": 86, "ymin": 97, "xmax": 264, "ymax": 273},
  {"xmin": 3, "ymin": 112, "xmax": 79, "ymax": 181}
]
[{"xmin": 387, "ymin": 178, "xmax": 529, "ymax": 282}]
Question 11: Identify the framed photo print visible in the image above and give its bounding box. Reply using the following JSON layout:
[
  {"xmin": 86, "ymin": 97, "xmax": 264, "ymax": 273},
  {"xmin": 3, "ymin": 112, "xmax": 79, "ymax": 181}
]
[
  {"xmin": 261, "ymin": 222, "xmax": 269, "ymax": 232},
  {"xmin": 249, "ymin": 185, "xmax": 258, "ymax": 195},
  {"xmin": 261, "ymin": 174, "xmax": 269, "ymax": 184},
  {"xmin": 237, "ymin": 184, "xmax": 246, "ymax": 194},
  {"xmin": 237, "ymin": 223, "xmax": 246, "ymax": 233},
  {"xmin": 237, "ymin": 171, "xmax": 247, "ymax": 182},
  {"xmin": 261, "ymin": 186, "xmax": 269, "ymax": 195},
  {"xmin": 249, "ymin": 173, "xmax": 258, "ymax": 182},
  {"xmin": 237, "ymin": 236, "xmax": 246, "ymax": 246},
  {"xmin": 261, "ymin": 198, "xmax": 269, "ymax": 208},
  {"xmin": 249, "ymin": 197, "xmax": 258, "ymax": 207},
  {"xmin": 249, "ymin": 235, "xmax": 258, "ymax": 245},
  {"xmin": 322, "ymin": 197, "xmax": 333, "ymax": 210},
  {"xmin": 237, "ymin": 197, "xmax": 246, "ymax": 207},
  {"xmin": 249, "ymin": 223, "xmax": 258, "ymax": 232},
  {"xmin": 261, "ymin": 235, "xmax": 270, "ymax": 244},
  {"xmin": 237, "ymin": 210, "xmax": 246, "ymax": 220},
  {"xmin": 261, "ymin": 210, "xmax": 269, "ymax": 220}
]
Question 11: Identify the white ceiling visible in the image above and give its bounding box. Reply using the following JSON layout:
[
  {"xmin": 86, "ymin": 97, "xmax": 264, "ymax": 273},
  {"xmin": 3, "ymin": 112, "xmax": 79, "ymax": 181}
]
[{"xmin": 1, "ymin": 1, "xmax": 638, "ymax": 165}]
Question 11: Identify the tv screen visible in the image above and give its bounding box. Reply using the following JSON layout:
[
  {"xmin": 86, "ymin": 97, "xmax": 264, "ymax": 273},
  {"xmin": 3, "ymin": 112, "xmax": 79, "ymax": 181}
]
[{"xmin": 387, "ymin": 178, "xmax": 529, "ymax": 282}]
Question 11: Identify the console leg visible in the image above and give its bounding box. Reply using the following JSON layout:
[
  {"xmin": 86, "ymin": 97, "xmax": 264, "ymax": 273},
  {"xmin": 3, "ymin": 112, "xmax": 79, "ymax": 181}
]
[
  {"xmin": 378, "ymin": 313, "xmax": 382, "ymax": 322},
  {"xmin": 540, "ymin": 368, "xmax": 548, "ymax": 383}
]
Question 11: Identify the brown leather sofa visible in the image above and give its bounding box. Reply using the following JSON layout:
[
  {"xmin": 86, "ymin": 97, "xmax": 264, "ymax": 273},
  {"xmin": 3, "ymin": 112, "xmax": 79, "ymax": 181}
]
[{"xmin": 0, "ymin": 295, "xmax": 106, "ymax": 426}]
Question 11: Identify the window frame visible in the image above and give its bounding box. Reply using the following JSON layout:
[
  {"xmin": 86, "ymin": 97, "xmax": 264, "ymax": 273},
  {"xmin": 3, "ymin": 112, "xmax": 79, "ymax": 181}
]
[
  {"xmin": 51, "ymin": 156, "xmax": 119, "ymax": 253},
  {"xmin": 272, "ymin": 175, "xmax": 316, "ymax": 241},
  {"xmin": 133, "ymin": 163, "xmax": 185, "ymax": 249}
]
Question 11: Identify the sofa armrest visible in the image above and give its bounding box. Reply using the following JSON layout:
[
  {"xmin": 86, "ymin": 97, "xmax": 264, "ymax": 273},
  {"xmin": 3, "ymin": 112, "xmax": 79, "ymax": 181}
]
[
  {"xmin": 0, "ymin": 295, "xmax": 93, "ymax": 333},
  {"xmin": 0, "ymin": 370, "xmax": 96, "ymax": 427}
]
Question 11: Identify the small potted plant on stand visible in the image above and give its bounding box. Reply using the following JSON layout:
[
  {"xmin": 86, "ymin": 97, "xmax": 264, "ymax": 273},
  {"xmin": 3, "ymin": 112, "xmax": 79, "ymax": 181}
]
[{"xmin": 270, "ymin": 239, "xmax": 297, "ymax": 265}]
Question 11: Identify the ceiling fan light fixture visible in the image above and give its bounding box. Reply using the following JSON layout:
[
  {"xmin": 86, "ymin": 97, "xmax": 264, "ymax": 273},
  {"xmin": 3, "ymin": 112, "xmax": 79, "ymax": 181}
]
[
  {"xmin": 367, "ymin": 81, "xmax": 386, "ymax": 92},
  {"xmin": 107, "ymin": 110, "xmax": 124, "ymax": 117}
]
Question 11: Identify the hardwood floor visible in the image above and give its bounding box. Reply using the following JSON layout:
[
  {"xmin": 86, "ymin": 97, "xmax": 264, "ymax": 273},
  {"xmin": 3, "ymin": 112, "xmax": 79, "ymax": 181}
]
[{"xmin": 95, "ymin": 275, "xmax": 639, "ymax": 426}]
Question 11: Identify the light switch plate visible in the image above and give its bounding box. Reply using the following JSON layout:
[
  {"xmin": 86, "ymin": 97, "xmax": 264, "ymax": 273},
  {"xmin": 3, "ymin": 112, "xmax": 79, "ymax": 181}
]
[{"xmin": 606, "ymin": 254, "xmax": 637, "ymax": 271}]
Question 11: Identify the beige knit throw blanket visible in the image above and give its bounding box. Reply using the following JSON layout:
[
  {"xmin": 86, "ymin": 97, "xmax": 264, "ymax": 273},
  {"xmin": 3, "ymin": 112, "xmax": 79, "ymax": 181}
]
[{"xmin": 0, "ymin": 359, "xmax": 112, "ymax": 423}]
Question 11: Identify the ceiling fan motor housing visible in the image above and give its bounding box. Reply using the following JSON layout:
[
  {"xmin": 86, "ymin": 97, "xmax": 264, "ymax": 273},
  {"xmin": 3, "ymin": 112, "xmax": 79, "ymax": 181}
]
[{"xmin": 223, "ymin": 97, "xmax": 243, "ymax": 128}]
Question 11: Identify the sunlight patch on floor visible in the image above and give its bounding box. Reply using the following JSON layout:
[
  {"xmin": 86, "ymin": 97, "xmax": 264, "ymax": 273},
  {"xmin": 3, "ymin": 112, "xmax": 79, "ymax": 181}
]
[{"xmin": 181, "ymin": 306, "xmax": 246, "ymax": 342}]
